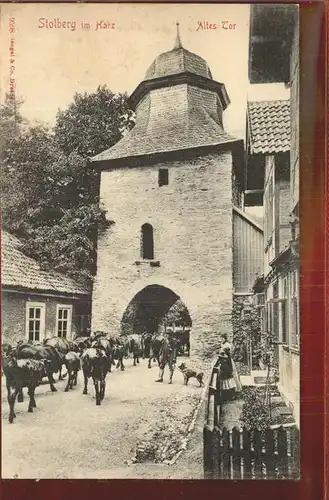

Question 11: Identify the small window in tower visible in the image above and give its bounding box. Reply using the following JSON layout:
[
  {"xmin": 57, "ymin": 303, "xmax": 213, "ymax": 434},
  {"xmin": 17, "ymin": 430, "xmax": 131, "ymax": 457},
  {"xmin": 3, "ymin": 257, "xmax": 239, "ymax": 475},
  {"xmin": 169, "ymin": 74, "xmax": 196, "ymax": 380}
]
[
  {"xmin": 141, "ymin": 223, "xmax": 154, "ymax": 260},
  {"xmin": 158, "ymin": 168, "xmax": 169, "ymax": 187}
]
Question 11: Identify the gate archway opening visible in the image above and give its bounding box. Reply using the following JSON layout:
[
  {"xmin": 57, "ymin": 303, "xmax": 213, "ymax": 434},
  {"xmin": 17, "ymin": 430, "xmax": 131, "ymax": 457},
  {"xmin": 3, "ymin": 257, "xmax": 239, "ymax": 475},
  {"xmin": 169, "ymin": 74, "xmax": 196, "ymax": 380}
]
[{"xmin": 121, "ymin": 285, "xmax": 192, "ymax": 337}]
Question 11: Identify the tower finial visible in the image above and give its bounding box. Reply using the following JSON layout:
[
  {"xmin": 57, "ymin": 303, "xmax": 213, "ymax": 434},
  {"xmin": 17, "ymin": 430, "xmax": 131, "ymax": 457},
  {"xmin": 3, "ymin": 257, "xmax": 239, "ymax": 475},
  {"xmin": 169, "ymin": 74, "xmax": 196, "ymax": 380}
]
[{"xmin": 174, "ymin": 22, "xmax": 182, "ymax": 49}]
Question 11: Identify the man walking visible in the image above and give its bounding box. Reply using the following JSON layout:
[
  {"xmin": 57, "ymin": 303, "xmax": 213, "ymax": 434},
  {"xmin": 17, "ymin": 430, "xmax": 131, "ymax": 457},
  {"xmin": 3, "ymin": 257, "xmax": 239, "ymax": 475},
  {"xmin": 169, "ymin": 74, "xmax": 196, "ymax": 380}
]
[{"xmin": 155, "ymin": 328, "xmax": 178, "ymax": 384}]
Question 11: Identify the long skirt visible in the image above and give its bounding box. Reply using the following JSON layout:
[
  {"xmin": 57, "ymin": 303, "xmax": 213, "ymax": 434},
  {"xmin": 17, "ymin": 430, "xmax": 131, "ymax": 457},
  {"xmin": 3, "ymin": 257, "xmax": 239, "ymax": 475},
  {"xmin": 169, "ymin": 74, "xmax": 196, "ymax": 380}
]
[
  {"xmin": 219, "ymin": 377, "xmax": 236, "ymax": 391},
  {"xmin": 231, "ymin": 359, "xmax": 243, "ymax": 392}
]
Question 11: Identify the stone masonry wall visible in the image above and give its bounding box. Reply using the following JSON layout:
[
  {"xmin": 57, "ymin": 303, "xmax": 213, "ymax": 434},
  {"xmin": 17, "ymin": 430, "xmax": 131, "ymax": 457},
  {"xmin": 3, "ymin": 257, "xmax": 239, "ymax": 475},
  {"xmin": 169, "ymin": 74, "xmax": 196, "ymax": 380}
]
[{"xmin": 92, "ymin": 151, "xmax": 234, "ymax": 362}]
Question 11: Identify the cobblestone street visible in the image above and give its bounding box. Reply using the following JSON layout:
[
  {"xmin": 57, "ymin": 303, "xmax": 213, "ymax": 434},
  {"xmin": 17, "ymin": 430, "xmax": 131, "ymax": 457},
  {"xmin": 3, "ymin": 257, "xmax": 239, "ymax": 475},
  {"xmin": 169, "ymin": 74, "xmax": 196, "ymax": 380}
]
[{"xmin": 2, "ymin": 357, "xmax": 206, "ymax": 479}]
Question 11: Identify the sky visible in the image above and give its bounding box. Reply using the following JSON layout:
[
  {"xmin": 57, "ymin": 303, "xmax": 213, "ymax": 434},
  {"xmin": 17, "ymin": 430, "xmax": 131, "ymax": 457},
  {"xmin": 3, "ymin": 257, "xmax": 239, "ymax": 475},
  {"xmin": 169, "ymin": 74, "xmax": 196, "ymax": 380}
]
[{"xmin": 0, "ymin": 3, "xmax": 289, "ymax": 142}]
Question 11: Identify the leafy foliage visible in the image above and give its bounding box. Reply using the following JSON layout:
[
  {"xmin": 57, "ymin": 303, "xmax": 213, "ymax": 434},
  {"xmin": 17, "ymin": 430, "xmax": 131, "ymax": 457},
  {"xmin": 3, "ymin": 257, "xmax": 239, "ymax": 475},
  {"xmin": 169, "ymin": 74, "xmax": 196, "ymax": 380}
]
[
  {"xmin": 54, "ymin": 85, "xmax": 135, "ymax": 158},
  {"xmin": 240, "ymin": 387, "xmax": 272, "ymax": 431},
  {"xmin": 232, "ymin": 297, "xmax": 262, "ymax": 368},
  {"xmin": 1, "ymin": 86, "xmax": 131, "ymax": 285},
  {"xmin": 162, "ymin": 299, "xmax": 192, "ymax": 327}
]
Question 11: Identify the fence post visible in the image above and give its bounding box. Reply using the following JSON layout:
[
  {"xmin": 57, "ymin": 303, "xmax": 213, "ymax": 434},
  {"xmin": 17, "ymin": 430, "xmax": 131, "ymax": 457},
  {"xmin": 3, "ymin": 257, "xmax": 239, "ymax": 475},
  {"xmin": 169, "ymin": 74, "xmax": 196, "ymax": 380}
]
[
  {"xmin": 212, "ymin": 426, "xmax": 222, "ymax": 479},
  {"xmin": 203, "ymin": 425, "xmax": 213, "ymax": 479},
  {"xmin": 222, "ymin": 427, "xmax": 230, "ymax": 479},
  {"xmin": 242, "ymin": 428, "xmax": 252, "ymax": 479},
  {"xmin": 253, "ymin": 429, "xmax": 263, "ymax": 478},
  {"xmin": 277, "ymin": 426, "xmax": 289, "ymax": 478},
  {"xmin": 264, "ymin": 427, "xmax": 276, "ymax": 479},
  {"xmin": 290, "ymin": 426, "xmax": 300, "ymax": 479},
  {"xmin": 232, "ymin": 427, "xmax": 242, "ymax": 480}
]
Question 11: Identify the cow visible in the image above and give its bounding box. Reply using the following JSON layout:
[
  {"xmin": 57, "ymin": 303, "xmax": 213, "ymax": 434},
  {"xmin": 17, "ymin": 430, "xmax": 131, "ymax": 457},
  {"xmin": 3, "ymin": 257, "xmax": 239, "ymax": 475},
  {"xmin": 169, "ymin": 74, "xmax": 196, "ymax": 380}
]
[
  {"xmin": 105, "ymin": 333, "xmax": 128, "ymax": 371},
  {"xmin": 141, "ymin": 332, "xmax": 153, "ymax": 359},
  {"xmin": 44, "ymin": 337, "xmax": 75, "ymax": 380},
  {"xmin": 91, "ymin": 337, "xmax": 113, "ymax": 372},
  {"xmin": 80, "ymin": 348, "xmax": 108, "ymax": 405},
  {"xmin": 128, "ymin": 334, "xmax": 143, "ymax": 366},
  {"xmin": 155, "ymin": 334, "xmax": 180, "ymax": 384},
  {"xmin": 72, "ymin": 336, "xmax": 92, "ymax": 354},
  {"xmin": 3, "ymin": 354, "xmax": 49, "ymax": 423},
  {"xmin": 148, "ymin": 332, "xmax": 165, "ymax": 369},
  {"xmin": 14, "ymin": 343, "xmax": 62, "ymax": 395},
  {"xmin": 63, "ymin": 351, "xmax": 81, "ymax": 392}
]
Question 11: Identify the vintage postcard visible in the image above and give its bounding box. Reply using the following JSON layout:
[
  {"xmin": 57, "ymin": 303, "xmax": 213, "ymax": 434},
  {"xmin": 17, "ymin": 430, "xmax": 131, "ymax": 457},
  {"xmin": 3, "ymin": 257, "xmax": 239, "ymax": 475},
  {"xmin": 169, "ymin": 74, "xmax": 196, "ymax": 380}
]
[{"xmin": 1, "ymin": 3, "xmax": 300, "ymax": 480}]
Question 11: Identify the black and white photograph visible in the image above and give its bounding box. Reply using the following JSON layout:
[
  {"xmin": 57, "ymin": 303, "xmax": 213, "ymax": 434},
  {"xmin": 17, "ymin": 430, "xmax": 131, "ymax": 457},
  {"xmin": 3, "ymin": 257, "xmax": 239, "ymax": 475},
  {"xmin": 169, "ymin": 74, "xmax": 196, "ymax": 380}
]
[{"xmin": 1, "ymin": 3, "xmax": 300, "ymax": 480}]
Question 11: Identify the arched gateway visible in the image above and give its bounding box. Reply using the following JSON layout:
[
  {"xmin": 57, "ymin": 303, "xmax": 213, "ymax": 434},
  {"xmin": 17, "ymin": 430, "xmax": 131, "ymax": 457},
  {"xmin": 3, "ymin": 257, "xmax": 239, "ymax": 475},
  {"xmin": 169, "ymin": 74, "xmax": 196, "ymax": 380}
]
[
  {"xmin": 91, "ymin": 26, "xmax": 241, "ymax": 363},
  {"xmin": 120, "ymin": 284, "xmax": 192, "ymax": 336}
]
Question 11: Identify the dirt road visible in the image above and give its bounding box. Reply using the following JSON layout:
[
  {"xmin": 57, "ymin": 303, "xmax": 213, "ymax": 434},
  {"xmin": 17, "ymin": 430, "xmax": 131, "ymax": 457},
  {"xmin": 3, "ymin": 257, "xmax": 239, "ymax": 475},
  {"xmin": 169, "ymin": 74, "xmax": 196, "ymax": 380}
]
[{"xmin": 1, "ymin": 356, "xmax": 205, "ymax": 479}]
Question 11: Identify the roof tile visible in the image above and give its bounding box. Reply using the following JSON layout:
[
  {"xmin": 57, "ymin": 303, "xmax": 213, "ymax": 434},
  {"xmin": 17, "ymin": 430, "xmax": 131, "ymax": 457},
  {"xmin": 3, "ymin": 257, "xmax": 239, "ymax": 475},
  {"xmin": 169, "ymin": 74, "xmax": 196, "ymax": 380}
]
[
  {"xmin": 247, "ymin": 100, "xmax": 290, "ymax": 155},
  {"xmin": 1, "ymin": 231, "xmax": 89, "ymax": 296}
]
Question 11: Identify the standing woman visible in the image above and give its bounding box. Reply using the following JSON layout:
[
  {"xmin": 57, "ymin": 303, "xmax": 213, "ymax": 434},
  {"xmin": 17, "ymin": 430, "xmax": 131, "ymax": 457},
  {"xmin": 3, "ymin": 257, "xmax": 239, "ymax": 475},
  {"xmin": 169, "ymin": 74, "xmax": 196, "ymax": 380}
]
[
  {"xmin": 220, "ymin": 334, "xmax": 243, "ymax": 393},
  {"xmin": 218, "ymin": 347, "xmax": 236, "ymax": 402}
]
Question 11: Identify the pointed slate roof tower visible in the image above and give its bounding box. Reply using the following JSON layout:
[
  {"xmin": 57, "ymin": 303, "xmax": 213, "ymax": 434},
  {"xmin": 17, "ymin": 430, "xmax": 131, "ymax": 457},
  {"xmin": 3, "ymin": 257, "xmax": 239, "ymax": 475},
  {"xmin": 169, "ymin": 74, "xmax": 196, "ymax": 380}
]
[{"xmin": 92, "ymin": 24, "xmax": 238, "ymax": 167}]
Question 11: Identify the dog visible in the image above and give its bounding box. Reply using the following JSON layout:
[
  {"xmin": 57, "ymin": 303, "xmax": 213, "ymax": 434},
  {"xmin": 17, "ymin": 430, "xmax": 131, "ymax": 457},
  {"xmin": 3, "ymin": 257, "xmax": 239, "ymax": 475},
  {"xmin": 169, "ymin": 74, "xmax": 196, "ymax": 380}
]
[{"xmin": 178, "ymin": 362, "xmax": 204, "ymax": 387}]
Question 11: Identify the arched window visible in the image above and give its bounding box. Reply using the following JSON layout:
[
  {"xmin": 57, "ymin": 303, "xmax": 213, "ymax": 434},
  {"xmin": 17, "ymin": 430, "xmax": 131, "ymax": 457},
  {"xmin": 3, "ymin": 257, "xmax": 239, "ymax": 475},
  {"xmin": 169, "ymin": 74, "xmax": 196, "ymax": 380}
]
[{"xmin": 141, "ymin": 223, "xmax": 154, "ymax": 260}]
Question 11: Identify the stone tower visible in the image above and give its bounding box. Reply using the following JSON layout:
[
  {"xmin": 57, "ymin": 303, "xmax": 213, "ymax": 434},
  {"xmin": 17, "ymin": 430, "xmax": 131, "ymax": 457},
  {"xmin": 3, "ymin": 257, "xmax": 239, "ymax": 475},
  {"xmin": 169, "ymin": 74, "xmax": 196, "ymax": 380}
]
[{"xmin": 91, "ymin": 26, "xmax": 244, "ymax": 361}]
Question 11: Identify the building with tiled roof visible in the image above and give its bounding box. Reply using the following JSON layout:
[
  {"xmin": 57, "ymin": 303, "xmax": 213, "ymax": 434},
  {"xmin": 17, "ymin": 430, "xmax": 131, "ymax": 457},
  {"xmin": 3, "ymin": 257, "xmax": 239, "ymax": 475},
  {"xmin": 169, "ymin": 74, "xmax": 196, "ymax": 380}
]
[
  {"xmin": 247, "ymin": 4, "xmax": 300, "ymax": 428},
  {"xmin": 2, "ymin": 231, "xmax": 91, "ymax": 344},
  {"xmin": 91, "ymin": 25, "xmax": 263, "ymax": 362},
  {"xmin": 244, "ymin": 99, "xmax": 291, "ymax": 207}
]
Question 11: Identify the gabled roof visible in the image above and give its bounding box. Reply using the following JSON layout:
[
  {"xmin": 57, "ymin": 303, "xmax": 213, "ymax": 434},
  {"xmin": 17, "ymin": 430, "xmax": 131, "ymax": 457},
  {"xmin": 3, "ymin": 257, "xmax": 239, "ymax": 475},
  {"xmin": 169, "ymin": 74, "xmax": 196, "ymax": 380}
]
[
  {"xmin": 1, "ymin": 231, "xmax": 89, "ymax": 296},
  {"xmin": 247, "ymin": 100, "xmax": 290, "ymax": 155}
]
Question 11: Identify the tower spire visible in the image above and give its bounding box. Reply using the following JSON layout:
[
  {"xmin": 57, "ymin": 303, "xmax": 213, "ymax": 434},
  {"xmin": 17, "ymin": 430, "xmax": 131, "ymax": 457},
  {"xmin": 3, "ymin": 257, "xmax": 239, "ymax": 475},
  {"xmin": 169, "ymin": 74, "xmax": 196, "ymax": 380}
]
[{"xmin": 174, "ymin": 22, "xmax": 182, "ymax": 49}]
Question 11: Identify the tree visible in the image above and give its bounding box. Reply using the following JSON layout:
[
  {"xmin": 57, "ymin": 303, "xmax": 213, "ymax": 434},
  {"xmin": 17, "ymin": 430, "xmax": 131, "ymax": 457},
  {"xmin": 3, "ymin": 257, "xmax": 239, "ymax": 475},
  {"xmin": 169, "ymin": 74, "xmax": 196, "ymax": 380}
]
[
  {"xmin": 162, "ymin": 299, "xmax": 192, "ymax": 328},
  {"xmin": 1, "ymin": 85, "xmax": 133, "ymax": 285},
  {"xmin": 54, "ymin": 85, "xmax": 134, "ymax": 158}
]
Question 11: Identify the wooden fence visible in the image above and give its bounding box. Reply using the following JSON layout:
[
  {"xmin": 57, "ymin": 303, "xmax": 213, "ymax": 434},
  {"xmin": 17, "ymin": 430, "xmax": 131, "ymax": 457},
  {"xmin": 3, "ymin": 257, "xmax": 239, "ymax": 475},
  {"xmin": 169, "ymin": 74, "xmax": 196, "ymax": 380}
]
[{"xmin": 203, "ymin": 361, "xmax": 300, "ymax": 479}]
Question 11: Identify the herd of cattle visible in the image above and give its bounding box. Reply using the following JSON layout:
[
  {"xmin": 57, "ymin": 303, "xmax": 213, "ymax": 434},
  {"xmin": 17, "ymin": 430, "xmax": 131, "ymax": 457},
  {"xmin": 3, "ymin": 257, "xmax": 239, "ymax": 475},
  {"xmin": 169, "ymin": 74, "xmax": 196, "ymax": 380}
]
[{"xmin": 2, "ymin": 330, "xmax": 190, "ymax": 423}]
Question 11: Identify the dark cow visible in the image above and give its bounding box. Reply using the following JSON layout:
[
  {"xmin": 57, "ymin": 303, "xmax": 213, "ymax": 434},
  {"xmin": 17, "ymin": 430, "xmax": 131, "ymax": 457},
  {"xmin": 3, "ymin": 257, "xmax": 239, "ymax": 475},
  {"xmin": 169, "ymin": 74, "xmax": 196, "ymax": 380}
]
[
  {"xmin": 3, "ymin": 354, "xmax": 48, "ymax": 423},
  {"xmin": 148, "ymin": 332, "xmax": 164, "ymax": 369},
  {"xmin": 63, "ymin": 351, "xmax": 81, "ymax": 391},
  {"xmin": 141, "ymin": 332, "xmax": 153, "ymax": 359},
  {"xmin": 110, "ymin": 341, "xmax": 126, "ymax": 371},
  {"xmin": 80, "ymin": 348, "xmax": 108, "ymax": 405},
  {"xmin": 14, "ymin": 343, "xmax": 62, "ymax": 394},
  {"xmin": 128, "ymin": 334, "xmax": 143, "ymax": 366},
  {"xmin": 155, "ymin": 334, "xmax": 180, "ymax": 384},
  {"xmin": 44, "ymin": 337, "xmax": 74, "ymax": 380},
  {"xmin": 72, "ymin": 336, "xmax": 92, "ymax": 354},
  {"xmin": 91, "ymin": 337, "xmax": 113, "ymax": 372},
  {"xmin": 106, "ymin": 333, "xmax": 128, "ymax": 371}
]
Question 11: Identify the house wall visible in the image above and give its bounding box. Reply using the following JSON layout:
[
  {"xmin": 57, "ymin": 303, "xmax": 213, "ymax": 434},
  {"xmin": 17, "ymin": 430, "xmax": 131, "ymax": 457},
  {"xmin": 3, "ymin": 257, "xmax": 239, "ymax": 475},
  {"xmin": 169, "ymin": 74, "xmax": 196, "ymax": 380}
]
[
  {"xmin": 265, "ymin": 266, "xmax": 300, "ymax": 425},
  {"xmin": 1, "ymin": 291, "xmax": 90, "ymax": 344},
  {"xmin": 233, "ymin": 210, "xmax": 263, "ymax": 293},
  {"xmin": 278, "ymin": 346, "xmax": 300, "ymax": 424},
  {"xmin": 92, "ymin": 150, "xmax": 234, "ymax": 362},
  {"xmin": 279, "ymin": 15, "xmax": 300, "ymax": 425},
  {"xmin": 278, "ymin": 178, "xmax": 291, "ymax": 252},
  {"xmin": 290, "ymin": 19, "xmax": 299, "ymax": 211},
  {"xmin": 263, "ymin": 155, "xmax": 275, "ymax": 275}
]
